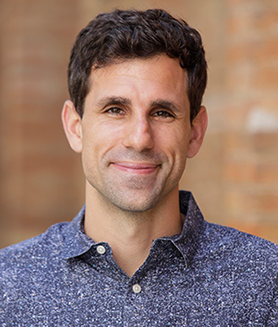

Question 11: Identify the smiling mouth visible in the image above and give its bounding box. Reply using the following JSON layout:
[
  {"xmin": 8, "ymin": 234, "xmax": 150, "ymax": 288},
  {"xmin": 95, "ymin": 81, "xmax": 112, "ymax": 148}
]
[{"xmin": 111, "ymin": 162, "xmax": 161, "ymax": 174}]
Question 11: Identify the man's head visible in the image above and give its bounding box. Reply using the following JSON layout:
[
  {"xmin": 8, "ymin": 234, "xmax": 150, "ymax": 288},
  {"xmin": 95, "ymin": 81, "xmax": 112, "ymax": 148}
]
[
  {"xmin": 68, "ymin": 8, "xmax": 207, "ymax": 122},
  {"xmin": 63, "ymin": 9, "xmax": 208, "ymax": 213}
]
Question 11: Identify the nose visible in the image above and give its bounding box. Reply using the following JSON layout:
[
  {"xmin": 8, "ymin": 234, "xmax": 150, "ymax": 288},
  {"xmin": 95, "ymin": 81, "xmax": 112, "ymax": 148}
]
[{"xmin": 122, "ymin": 115, "xmax": 154, "ymax": 152}]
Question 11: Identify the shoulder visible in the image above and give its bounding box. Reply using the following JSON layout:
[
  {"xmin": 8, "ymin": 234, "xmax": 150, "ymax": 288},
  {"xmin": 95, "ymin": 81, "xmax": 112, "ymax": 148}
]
[
  {"xmin": 0, "ymin": 221, "xmax": 73, "ymax": 323},
  {"xmin": 203, "ymin": 221, "xmax": 277, "ymax": 254},
  {"xmin": 199, "ymin": 221, "xmax": 277, "ymax": 276},
  {"xmin": 0, "ymin": 221, "xmax": 70, "ymax": 270}
]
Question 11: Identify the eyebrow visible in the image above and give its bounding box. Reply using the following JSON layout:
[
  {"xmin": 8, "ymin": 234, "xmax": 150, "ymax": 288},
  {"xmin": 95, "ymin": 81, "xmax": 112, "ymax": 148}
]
[
  {"xmin": 150, "ymin": 100, "xmax": 181, "ymax": 113},
  {"xmin": 97, "ymin": 96, "xmax": 132, "ymax": 108}
]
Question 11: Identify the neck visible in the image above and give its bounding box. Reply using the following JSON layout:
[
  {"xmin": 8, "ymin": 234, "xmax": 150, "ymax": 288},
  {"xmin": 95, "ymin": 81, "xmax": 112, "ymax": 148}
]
[{"xmin": 84, "ymin": 185, "xmax": 182, "ymax": 277}]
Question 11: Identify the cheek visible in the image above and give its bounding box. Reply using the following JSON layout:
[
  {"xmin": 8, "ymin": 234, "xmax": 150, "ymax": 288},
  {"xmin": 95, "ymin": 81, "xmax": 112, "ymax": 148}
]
[
  {"xmin": 157, "ymin": 126, "xmax": 190, "ymax": 158},
  {"xmin": 81, "ymin": 123, "xmax": 124, "ymax": 161}
]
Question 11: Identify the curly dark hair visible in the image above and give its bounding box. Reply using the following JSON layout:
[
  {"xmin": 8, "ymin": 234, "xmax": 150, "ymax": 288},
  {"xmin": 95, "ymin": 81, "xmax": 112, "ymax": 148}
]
[{"xmin": 68, "ymin": 8, "xmax": 207, "ymax": 122}]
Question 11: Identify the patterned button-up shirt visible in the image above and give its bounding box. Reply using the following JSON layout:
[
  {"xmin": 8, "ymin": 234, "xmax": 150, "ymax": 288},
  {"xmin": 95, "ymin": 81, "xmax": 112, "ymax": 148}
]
[{"xmin": 0, "ymin": 191, "xmax": 277, "ymax": 326}]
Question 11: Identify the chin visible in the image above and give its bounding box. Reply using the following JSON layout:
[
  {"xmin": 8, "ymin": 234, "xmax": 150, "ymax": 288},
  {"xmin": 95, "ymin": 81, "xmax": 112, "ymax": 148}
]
[{"xmin": 110, "ymin": 195, "xmax": 162, "ymax": 213}]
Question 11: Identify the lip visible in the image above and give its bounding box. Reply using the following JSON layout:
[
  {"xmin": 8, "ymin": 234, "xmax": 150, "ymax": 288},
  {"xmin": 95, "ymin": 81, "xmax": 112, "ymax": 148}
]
[{"xmin": 111, "ymin": 162, "xmax": 160, "ymax": 174}]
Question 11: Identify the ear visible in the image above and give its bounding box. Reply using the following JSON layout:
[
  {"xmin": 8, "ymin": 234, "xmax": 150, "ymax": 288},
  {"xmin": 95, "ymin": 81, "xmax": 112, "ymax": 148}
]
[
  {"xmin": 61, "ymin": 100, "xmax": 83, "ymax": 153},
  {"xmin": 187, "ymin": 106, "xmax": 208, "ymax": 158}
]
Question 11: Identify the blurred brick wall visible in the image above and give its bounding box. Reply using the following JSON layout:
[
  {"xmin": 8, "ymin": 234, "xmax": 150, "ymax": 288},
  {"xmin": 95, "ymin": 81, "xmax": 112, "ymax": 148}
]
[
  {"xmin": 184, "ymin": 0, "xmax": 278, "ymax": 242},
  {"xmin": 0, "ymin": 0, "xmax": 277, "ymax": 248},
  {"xmin": 0, "ymin": 0, "xmax": 85, "ymax": 246},
  {"xmin": 223, "ymin": 0, "xmax": 278, "ymax": 241}
]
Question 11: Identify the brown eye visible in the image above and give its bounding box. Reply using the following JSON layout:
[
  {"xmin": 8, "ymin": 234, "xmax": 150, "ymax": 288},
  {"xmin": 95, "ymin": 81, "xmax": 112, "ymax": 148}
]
[
  {"xmin": 106, "ymin": 107, "xmax": 125, "ymax": 115},
  {"xmin": 153, "ymin": 110, "xmax": 174, "ymax": 118}
]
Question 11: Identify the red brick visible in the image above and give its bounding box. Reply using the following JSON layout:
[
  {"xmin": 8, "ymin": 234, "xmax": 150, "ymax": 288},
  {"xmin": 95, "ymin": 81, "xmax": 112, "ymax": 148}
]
[{"xmin": 1, "ymin": 0, "xmax": 278, "ymax": 248}]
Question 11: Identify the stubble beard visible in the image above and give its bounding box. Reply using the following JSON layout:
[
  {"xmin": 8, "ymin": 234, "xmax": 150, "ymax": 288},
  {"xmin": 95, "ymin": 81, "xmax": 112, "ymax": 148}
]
[
  {"xmin": 89, "ymin": 173, "xmax": 167, "ymax": 214},
  {"xmin": 84, "ymin": 149, "xmax": 184, "ymax": 215}
]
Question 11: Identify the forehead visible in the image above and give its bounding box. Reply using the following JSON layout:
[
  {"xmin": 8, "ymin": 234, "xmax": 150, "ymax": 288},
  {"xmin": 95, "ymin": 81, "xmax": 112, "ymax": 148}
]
[{"xmin": 85, "ymin": 55, "xmax": 189, "ymax": 109}]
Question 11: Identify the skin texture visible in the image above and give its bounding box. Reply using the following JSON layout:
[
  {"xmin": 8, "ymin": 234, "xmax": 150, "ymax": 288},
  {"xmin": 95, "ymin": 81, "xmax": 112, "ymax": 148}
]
[{"xmin": 62, "ymin": 55, "xmax": 207, "ymax": 276}]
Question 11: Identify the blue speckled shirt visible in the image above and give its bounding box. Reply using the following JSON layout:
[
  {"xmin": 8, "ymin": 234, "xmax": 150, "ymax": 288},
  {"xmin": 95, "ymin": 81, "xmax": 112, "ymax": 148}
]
[{"xmin": 0, "ymin": 191, "xmax": 277, "ymax": 326}]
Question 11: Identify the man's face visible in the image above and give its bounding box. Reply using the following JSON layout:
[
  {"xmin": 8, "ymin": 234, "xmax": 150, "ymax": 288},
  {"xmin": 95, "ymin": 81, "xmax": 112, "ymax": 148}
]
[{"xmin": 65, "ymin": 55, "xmax": 204, "ymax": 212}]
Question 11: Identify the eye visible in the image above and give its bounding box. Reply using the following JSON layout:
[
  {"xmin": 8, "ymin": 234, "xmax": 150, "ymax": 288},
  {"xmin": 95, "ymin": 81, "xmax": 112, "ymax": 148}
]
[
  {"xmin": 105, "ymin": 107, "xmax": 125, "ymax": 115},
  {"xmin": 153, "ymin": 110, "xmax": 175, "ymax": 119}
]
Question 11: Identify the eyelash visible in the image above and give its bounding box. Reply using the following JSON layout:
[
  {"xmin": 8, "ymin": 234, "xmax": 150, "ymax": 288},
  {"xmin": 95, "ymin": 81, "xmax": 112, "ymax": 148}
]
[
  {"xmin": 153, "ymin": 110, "xmax": 174, "ymax": 118},
  {"xmin": 105, "ymin": 107, "xmax": 125, "ymax": 115}
]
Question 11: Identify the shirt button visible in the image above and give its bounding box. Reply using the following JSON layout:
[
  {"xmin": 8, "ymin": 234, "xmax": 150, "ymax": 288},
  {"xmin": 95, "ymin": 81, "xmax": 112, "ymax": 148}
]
[
  {"xmin": 96, "ymin": 245, "xmax": 106, "ymax": 254},
  {"xmin": 132, "ymin": 284, "xmax": 141, "ymax": 294}
]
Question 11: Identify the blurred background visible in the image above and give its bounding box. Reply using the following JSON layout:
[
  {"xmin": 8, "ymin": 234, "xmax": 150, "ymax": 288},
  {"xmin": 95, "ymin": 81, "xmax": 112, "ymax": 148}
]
[{"xmin": 0, "ymin": 0, "xmax": 278, "ymax": 248}]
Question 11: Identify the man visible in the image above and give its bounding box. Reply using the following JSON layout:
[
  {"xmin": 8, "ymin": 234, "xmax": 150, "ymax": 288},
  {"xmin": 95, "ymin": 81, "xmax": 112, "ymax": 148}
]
[{"xmin": 0, "ymin": 8, "xmax": 277, "ymax": 326}]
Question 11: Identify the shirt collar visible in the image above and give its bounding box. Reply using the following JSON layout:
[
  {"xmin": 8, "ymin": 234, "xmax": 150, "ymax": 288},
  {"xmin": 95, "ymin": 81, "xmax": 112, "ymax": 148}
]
[
  {"xmin": 61, "ymin": 191, "xmax": 205, "ymax": 264},
  {"xmin": 171, "ymin": 191, "xmax": 205, "ymax": 265},
  {"xmin": 61, "ymin": 205, "xmax": 94, "ymax": 259}
]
